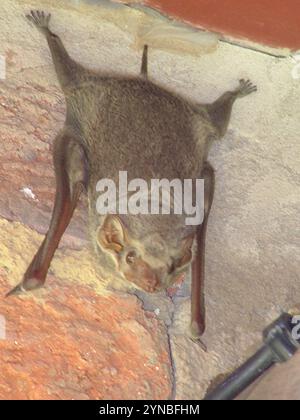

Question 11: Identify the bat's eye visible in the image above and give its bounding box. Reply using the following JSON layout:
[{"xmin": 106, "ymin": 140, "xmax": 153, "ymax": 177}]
[{"xmin": 126, "ymin": 251, "xmax": 137, "ymax": 265}]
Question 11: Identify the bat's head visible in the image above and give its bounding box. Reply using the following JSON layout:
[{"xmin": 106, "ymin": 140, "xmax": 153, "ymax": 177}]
[{"xmin": 97, "ymin": 215, "xmax": 195, "ymax": 293}]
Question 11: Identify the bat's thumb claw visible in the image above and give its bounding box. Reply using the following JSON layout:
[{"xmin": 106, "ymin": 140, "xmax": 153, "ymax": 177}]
[
  {"xmin": 189, "ymin": 321, "xmax": 207, "ymax": 351},
  {"xmin": 5, "ymin": 284, "xmax": 26, "ymax": 298},
  {"xmin": 192, "ymin": 337, "xmax": 208, "ymax": 352}
]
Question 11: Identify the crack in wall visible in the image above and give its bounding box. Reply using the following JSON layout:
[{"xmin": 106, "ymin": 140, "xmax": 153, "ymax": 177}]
[{"xmin": 131, "ymin": 289, "xmax": 178, "ymax": 399}]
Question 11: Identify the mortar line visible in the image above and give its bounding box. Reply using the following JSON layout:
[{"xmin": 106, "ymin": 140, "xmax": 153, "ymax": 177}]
[
  {"xmin": 219, "ymin": 38, "xmax": 288, "ymax": 59},
  {"xmin": 124, "ymin": 2, "xmax": 290, "ymax": 59}
]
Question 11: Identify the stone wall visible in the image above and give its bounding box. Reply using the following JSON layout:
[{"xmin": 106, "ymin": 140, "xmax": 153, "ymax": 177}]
[{"xmin": 0, "ymin": 0, "xmax": 299, "ymax": 399}]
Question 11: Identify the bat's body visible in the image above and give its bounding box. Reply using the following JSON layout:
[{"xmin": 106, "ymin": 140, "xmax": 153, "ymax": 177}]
[{"xmin": 7, "ymin": 11, "xmax": 257, "ymax": 341}]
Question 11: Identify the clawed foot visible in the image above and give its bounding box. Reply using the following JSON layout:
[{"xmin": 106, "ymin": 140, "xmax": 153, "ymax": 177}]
[
  {"xmin": 236, "ymin": 79, "xmax": 257, "ymax": 98},
  {"xmin": 26, "ymin": 10, "xmax": 51, "ymax": 33}
]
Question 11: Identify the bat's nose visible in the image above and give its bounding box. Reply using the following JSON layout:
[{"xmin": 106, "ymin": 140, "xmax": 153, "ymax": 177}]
[{"xmin": 139, "ymin": 273, "xmax": 160, "ymax": 293}]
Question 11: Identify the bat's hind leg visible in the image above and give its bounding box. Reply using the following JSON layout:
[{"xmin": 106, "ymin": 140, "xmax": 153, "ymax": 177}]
[
  {"xmin": 207, "ymin": 79, "xmax": 257, "ymax": 138},
  {"xmin": 26, "ymin": 10, "xmax": 84, "ymax": 90}
]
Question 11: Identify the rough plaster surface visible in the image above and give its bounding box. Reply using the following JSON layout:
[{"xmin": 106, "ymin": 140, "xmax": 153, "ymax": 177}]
[
  {"xmin": 0, "ymin": 0, "xmax": 299, "ymax": 399},
  {"xmin": 0, "ymin": 219, "xmax": 172, "ymax": 399}
]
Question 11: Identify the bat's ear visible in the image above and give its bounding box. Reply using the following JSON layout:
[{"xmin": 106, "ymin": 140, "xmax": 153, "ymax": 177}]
[{"xmin": 97, "ymin": 215, "xmax": 127, "ymax": 253}]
